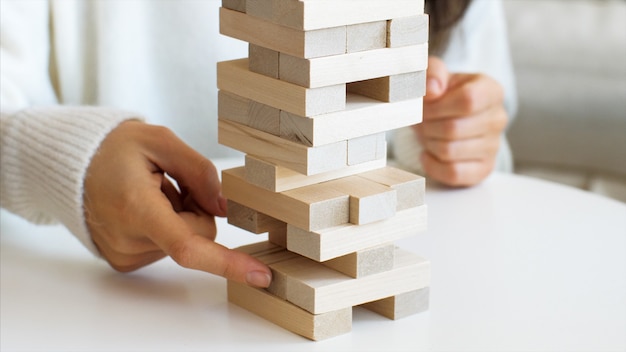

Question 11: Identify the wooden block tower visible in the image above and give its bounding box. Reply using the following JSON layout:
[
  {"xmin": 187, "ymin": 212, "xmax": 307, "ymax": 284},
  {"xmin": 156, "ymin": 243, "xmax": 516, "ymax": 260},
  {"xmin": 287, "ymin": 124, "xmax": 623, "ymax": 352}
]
[{"xmin": 218, "ymin": 0, "xmax": 430, "ymax": 340}]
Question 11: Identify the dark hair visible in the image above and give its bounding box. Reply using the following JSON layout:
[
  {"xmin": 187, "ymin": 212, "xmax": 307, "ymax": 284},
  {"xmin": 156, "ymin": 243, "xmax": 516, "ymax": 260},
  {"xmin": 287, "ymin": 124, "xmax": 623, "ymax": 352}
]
[{"xmin": 426, "ymin": 0, "xmax": 472, "ymax": 55}]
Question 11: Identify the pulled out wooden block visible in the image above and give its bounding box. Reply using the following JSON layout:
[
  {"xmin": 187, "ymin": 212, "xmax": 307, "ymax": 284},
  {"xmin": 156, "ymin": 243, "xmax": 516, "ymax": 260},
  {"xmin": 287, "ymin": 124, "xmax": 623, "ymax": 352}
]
[
  {"xmin": 358, "ymin": 166, "xmax": 426, "ymax": 210},
  {"xmin": 249, "ymin": 44, "xmax": 279, "ymax": 78},
  {"xmin": 347, "ymin": 71, "xmax": 426, "ymax": 103},
  {"xmin": 278, "ymin": 44, "xmax": 428, "ymax": 88},
  {"xmin": 387, "ymin": 14, "xmax": 429, "ymax": 47},
  {"xmin": 323, "ymin": 244, "xmax": 395, "ymax": 278},
  {"xmin": 347, "ymin": 132, "xmax": 386, "ymax": 166},
  {"xmin": 217, "ymin": 59, "xmax": 346, "ymax": 117},
  {"xmin": 220, "ymin": 7, "xmax": 346, "ymax": 59},
  {"xmin": 325, "ymin": 174, "xmax": 396, "ymax": 225},
  {"xmin": 347, "ymin": 21, "xmax": 387, "ymax": 53},
  {"xmin": 222, "ymin": 0, "xmax": 246, "ymax": 12},
  {"xmin": 279, "ymin": 94, "xmax": 423, "ymax": 147},
  {"xmin": 245, "ymin": 0, "xmax": 425, "ymax": 31},
  {"xmin": 218, "ymin": 91, "xmax": 280, "ymax": 136},
  {"xmin": 227, "ymin": 200, "xmax": 286, "ymax": 234},
  {"xmin": 227, "ymin": 281, "xmax": 352, "ymax": 341},
  {"xmin": 287, "ymin": 205, "xmax": 427, "ymax": 261},
  {"xmin": 219, "ymin": 119, "xmax": 347, "ymax": 175},
  {"xmin": 361, "ymin": 287, "xmax": 430, "ymax": 320},
  {"xmin": 222, "ymin": 167, "xmax": 349, "ymax": 231},
  {"xmin": 268, "ymin": 247, "xmax": 430, "ymax": 314}
]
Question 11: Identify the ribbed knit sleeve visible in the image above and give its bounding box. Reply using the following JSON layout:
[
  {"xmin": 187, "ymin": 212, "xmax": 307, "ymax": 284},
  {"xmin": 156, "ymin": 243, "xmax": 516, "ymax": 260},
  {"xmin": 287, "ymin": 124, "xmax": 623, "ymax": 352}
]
[{"xmin": 0, "ymin": 106, "xmax": 142, "ymax": 255}]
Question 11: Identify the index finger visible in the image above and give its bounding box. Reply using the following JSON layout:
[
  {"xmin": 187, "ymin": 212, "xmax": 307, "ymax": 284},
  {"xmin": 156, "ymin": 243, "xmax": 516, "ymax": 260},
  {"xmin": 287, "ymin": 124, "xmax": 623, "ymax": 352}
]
[{"xmin": 424, "ymin": 73, "xmax": 504, "ymax": 120}]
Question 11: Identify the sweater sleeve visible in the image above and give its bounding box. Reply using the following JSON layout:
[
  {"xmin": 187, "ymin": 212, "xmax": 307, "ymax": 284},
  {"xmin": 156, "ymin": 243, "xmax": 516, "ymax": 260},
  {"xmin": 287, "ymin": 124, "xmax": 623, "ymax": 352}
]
[
  {"xmin": 391, "ymin": 0, "xmax": 516, "ymax": 174},
  {"xmin": 0, "ymin": 1, "xmax": 143, "ymax": 255}
]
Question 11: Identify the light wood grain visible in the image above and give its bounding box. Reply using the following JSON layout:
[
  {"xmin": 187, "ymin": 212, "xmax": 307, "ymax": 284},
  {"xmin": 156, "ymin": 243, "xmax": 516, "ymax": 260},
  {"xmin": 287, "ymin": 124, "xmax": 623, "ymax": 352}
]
[
  {"xmin": 249, "ymin": 44, "xmax": 279, "ymax": 78},
  {"xmin": 222, "ymin": 0, "xmax": 246, "ymax": 12},
  {"xmin": 287, "ymin": 205, "xmax": 427, "ymax": 261},
  {"xmin": 217, "ymin": 59, "xmax": 346, "ymax": 117},
  {"xmin": 245, "ymin": 0, "xmax": 425, "ymax": 31},
  {"xmin": 347, "ymin": 132, "xmax": 386, "ymax": 166},
  {"xmin": 227, "ymin": 281, "xmax": 352, "ymax": 341},
  {"xmin": 347, "ymin": 71, "xmax": 426, "ymax": 102},
  {"xmin": 361, "ymin": 287, "xmax": 429, "ymax": 319},
  {"xmin": 279, "ymin": 44, "xmax": 428, "ymax": 88},
  {"xmin": 222, "ymin": 167, "xmax": 350, "ymax": 231},
  {"xmin": 387, "ymin": 14, "xmax": 429, "ymax": 47},
  {"xmin": 219, "ymin": 119, "xmax": 347, "ymax": 175},
  {"xmin": 220, "ymin": 7, "xmax": 346, "ymax": 59},
  {"xmin": 358, "ymin": 166, "xmax": 426, "ymax": 210},
  {"xmin": 347, "ymin": 21, "xmax": 387, "ymax": 53},
  {"xmin": 244, "ymin": 154, "xmax": 386, "ymax": 192},
  {"xmin": 323, "ymin": 244, "xmax": 395, "ymax": 278},
  {"xmin": 227, "ymin": 200, "xmax": 286, "ymax": 234},
  {"xmin": 279, "ymin": 94, "xmax": 423, "ymax": 147}
]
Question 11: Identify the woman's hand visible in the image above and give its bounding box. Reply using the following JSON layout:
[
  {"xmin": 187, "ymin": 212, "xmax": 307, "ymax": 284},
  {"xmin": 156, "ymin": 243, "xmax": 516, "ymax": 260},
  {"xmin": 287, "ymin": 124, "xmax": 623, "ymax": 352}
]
[
  {"xmin": 84, "ymin": 121, "xmax": 271, "ymax": 287},
  {"xmin": 414, "ymin": 56, "xmax": 508, "ymax": 186}
]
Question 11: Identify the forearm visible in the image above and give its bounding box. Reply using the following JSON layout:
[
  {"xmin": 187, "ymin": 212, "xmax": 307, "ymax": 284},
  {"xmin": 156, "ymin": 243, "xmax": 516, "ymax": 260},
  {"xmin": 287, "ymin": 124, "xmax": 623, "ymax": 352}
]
[{"xmin": 0, "ymin": 106, "xmax": 142, "ymax": 254}]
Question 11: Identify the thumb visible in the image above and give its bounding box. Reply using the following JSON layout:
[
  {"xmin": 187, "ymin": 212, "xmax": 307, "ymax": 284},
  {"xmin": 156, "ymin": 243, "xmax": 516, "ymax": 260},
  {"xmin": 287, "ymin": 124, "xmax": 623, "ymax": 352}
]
[
  {"xmin": 145, "ymin": 127, "xmax": 227, "ymax": 217},
  {"xmin": 425, "ymin": 56, "xmax": 450, "ymax": 101}
]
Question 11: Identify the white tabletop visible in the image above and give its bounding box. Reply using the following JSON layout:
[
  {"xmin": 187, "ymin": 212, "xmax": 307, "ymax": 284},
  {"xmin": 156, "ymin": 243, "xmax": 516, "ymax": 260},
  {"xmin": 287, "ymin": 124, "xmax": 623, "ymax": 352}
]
[{"xmin": 2, "ymin": 158, "xmax": 625, "ymax": 351}]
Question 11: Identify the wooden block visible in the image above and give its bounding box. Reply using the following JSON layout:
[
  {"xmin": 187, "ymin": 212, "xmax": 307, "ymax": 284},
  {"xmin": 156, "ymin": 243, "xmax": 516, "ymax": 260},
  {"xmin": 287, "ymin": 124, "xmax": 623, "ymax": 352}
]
[
  {"xmin": 244, "ymin": 154, "xmax": 386, "ymax": 192},
  {"xmin": 249, "ymin": 44, "xmax": 279, "ymax": 78},
  {"xmin": 227, "ymin": 281, "xmax": 352, "ymax": 341},
  {"xmin": 222, "ymin": 167, "xmax": 349, "ymax": 231},
  {"xmin": 347, "ymin": 71, "xmax": 427, "ymax": 103},
  {"xmin": 220, "ymin": 7, "xmax": 346, "ymax": 59},
  {"xmin": 217, "ymin": 59, "xmax": 346, "ymax": 117},
  {"xmin": 347, "ymin": 132, "xmax": 386, "ymax": 166},
  {"xmin": 219, "ymin": 119, "xmax": 348, "ymax": 175},
  {"xmin": 346, "ymin": 21, "xmax": 387, "ymax": 53},
  {"xmin": 245, "ymin": 0, "xmax": 425, "ymax": 31},
  {"xmin": 233, "ymin": 240, "xmax": 282, "ymax": 256},
  {"xmin": 222, "ymin": 0, "xmax": 246, "ymax": 12},
  {"xmin": 279, "ymin": 94, "xmax": 423, "ymax": 147},
  {"xmin": 287, "ymin": 205, "xmax": 427, "ymax": 261},
  {"xmin": 325, "ymin": 175, "xmax": 396, "ymax": 225},
  {"xmin": 227, "ymin": 200, "xmax": 286, "ymax": 234},
  {"xmin": 218, "ymin": 90, "xmax": 281, "ymax": 136},
  {"xmin": 358, "ymin": 166, "xmax": 426, "ymax": 210},
  {"xmin": 387, "ymin": 14, "xmax": 429, "ymax": 47},
  {"xmin": 361, "ymin": 287, "xmax": 429, "ymax": 320},
  {"xmin": 323, "ymin": 244, "xmax": 395, "ymax": 278},
  {"xmin": 268, "ymin": 227, "xmax": 287, "ymax": 248},
  {"xmin": 267, "ymin": 247, "xmax": 430, "ymax": 314},
  {"xmin": 278, "ymin": 44, "xmax": 428, "ymax": 88}
]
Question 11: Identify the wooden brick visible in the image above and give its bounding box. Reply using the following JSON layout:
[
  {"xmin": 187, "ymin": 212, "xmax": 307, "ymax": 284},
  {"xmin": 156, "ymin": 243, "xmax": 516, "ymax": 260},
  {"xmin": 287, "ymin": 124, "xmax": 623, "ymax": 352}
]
[
  {"xmin": 323, "ymin": 244, "xmax": 395, "ymax": 278},
  {"xmin": 278, "ymin": 44, "xmax": 428, "ymax": 88},
  {"xmin": 227, "ymin": 200, "xmax": 286, "ymax": 234},
  {"xmin": 244, "ymin": 154, "xmax": 386, "ymax": 192},
  {"xmin": 287, "ymin": 205, "xmax": 427, "ymax": 261},
  {"xmin": 220, "ymin": 7, "xmax": 346, "ymax": 59},
  {"xmin": 268, "ymin": 227, "xmax": 287, "ymax": 248},
  {"xmin": 387, "ymin": 14, "xmax": 429, "ymax": 47},
  {"xmin": 219, "ymin": 119, "xmax": 348, "ymax": 175},
  {"xmin": 267, "ymin": 247, "xmax": 430, "ymax": 314},
  {"xmin": 347, "ymin": 71, "xmax": 426, "ymax": 102},
  {"xmin": 249, "ymin": 44, "xmax": 279, "ymax": 78},
  {"xmin": 222, "ymin": 167, "xmax": 349, "ymax": 231},
  {"xmin": 217, "ymin": 59, "xmax": 346, "ymax": 117},
  {"xmin": 325, "ymin": 175, "xmax": 397, "ymax": 225},
  {"xmin": 218, "ymin": 90, "xmax": 280, "ymax": 135},
  {"xmin": 358, "ymin": 166, "xmax": 426, "ymax": 210},
  {"xmin": 279, "ymin": 94, "xmax": 423, "ymax": 147},
  {"xmin": 245, "ymin": 0, "xmax": 425, "ymax": 31},
  {"xmin": 347, "ymin": 132, "xmax": 387, "ymax": 166},
  {"xmin": 222, "ymin": 0, "xmax": 246, "ymax": 12},
  {"xmin": 347, "ymin": 21, "xmax": 387, "ymax": 53},
  {"xmin": 227, "ymin": 281, "xmax": 352, "ymax": 341},
  {"xmin": 361, "ymin": 287, "xmax": 429, "ymax": 320}
]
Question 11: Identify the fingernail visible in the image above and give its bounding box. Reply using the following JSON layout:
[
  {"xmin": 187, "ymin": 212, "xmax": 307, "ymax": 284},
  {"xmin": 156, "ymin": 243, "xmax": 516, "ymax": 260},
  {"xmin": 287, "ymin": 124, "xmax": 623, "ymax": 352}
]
[{"xmin": 246, "ymin": 271, "xmax": 272, "ymax": 288}]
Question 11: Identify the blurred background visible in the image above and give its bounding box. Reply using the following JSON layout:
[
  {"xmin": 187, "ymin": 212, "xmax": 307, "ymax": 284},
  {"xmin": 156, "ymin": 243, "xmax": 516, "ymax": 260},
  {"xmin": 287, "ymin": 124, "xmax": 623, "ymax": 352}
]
[{"xmin": 503, "ymin": 0, "xmax": 626, "ymax": 202}]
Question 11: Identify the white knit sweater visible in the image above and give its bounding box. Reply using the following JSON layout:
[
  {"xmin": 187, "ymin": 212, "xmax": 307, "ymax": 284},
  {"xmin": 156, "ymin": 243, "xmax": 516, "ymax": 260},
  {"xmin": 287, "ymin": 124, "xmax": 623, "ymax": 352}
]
[{"xmin": 0, "ymin": 0, "xmax": 516, "ymax": 255}]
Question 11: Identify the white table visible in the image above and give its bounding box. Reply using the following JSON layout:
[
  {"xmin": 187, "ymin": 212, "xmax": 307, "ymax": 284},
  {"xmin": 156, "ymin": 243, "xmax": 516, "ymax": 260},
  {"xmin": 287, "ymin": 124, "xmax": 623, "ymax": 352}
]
[{"xmin": 2, "ymin": 158, "xmax": 625, "ymax": 351}]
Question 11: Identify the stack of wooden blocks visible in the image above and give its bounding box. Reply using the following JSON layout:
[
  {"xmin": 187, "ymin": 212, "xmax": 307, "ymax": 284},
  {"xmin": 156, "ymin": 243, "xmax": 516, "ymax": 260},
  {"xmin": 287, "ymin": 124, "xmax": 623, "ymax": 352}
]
[{"xmin": 217, "ymin": 0, "xmax": 430, "ymax": 341}]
